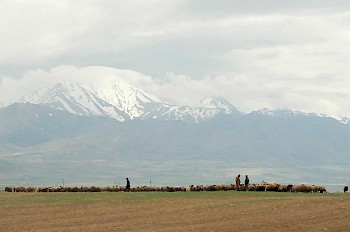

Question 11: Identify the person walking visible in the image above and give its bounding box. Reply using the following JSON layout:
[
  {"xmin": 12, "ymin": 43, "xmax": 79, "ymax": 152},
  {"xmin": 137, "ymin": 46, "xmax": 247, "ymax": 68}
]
[
  {"xmin": 244, "ymin": 175, "xmax": 250, "ymax": 191},
  {"xmin": 235, "ymin": 174, "xmax": 241, "ymax": 191},
  {"xmin": 126, "ymin": 177, "xmax": 131, "ymax": 192}
]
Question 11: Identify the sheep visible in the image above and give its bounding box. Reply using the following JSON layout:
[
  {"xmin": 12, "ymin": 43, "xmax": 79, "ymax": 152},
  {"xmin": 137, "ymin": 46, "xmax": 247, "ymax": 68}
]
[
  {"xmin": 89, "ymin": 186, "xmax": 101, "ymax": 192},
  {"xmin": 27, "ymin": 187, "xmax": 36, "ymax": 192},
  {"xmin": 249, "ymin": 184, "xmax": 265, "ymax": 191},
  {"xmin": 166, "ymin": 186, "xmax": 175, "ymax": 192},
  {"xmin": 113, "ymin": 186, "xmax": 122, "ymax": 192},
  {"xmin": 5, "ymin": 186, "xmax": 14, "ymax": 192},
  {"xmin": 278, "ymin": 184, "xmax": 293, "ymax": 192},
  {"xmin": 277, "ymin": 185, "xmax": 288, "ymax": 192},
  {"xmin": 264, "ymin": 183, "xmax": 279, "ymax": 192},
  {"xmin": 62, "ymin": 187, "xmax": 72, "ymax": 192},
  {"xmin": 222, "ymin": 184, "xmax": 234, "ymax": 191},
  {"xmin": 315, "ymin": 185, "xmax": 327, "ymax": 193},
  {"xmin": 292, "ymin": 184, "xmax": 312, "ymax": 193},
  {"xmin": 14, "ymin": 187, "xmax": 26, "ymax": 192},
  {"xmin": 4, "ymin": 183, "xmax": 329, "ymax": 193}
]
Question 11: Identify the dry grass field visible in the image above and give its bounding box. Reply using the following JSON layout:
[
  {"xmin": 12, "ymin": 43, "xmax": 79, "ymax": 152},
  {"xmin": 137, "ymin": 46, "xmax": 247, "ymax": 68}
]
[{"xmin": 1, "ymin": 191, "xmax": 350, "ymax": 231}]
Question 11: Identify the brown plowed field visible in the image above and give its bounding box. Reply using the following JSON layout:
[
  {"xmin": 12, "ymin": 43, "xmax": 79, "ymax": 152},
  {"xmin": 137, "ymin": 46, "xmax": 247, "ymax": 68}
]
[{"xmin": 1, "ymin": 191, "xmax": 349, "ymax": 231}]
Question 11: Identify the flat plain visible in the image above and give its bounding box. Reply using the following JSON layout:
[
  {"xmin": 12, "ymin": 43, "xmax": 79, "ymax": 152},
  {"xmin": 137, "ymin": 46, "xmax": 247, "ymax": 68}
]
[{"xmin": 1, "ymin": 191, "xmax": 350, "ymax": 231}]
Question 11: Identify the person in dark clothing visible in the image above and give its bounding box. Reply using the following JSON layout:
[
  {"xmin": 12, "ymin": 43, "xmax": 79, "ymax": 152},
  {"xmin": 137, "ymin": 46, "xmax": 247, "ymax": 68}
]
[
  {"xmin": 126, "ymin": 177, "xmax": 130, "ymax": 192},
  {"xmin": 344, "ymin": 186, "xmax": 348, "ymax": 193},
  {"xmin": 245, "ymin": 175, "xmax": 250, "ymax": 191}
]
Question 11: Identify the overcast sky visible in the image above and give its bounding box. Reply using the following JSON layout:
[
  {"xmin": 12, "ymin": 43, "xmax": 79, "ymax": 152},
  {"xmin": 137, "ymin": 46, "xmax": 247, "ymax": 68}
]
[{"xmin": 1, "ymin": 0, "xmax": 350, "ymax": 117}]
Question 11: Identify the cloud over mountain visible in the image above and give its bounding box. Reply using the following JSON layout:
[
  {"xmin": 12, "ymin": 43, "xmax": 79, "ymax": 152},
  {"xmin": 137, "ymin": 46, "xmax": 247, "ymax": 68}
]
[{"xmin": 2, "ymin": 2, "xmax": 350, "ymax": 119}]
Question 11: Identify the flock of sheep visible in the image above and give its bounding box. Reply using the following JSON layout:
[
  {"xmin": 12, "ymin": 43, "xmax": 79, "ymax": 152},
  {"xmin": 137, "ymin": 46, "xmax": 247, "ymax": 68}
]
[{"xmin": 5, "ymin": 182, "xmax": 327, "ymax": 193}]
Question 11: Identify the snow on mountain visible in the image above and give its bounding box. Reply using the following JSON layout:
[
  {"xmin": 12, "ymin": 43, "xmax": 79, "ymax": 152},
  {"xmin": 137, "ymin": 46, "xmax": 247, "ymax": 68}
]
[
  {"xmin": 199, "ymin": 97, "xmax": 239, "ymax": 114},
  {"xmin": 18, "ymin": 81, "xmax": 243, "ymax": 123},
  {"xmin": 19, "ymin": 80, "xmax": 348, "ymax": 124},
  {"xmin": 143, "ymin": 97, "xmax": 242, "ymax": 123},
  {"xmin": 83, "ymin": 81, "xmax": 165, "ymax": 119},
  {"xmin": 337, "ymin": 117, "xmax": 350, "ymax": 125},
  {"xmin": 143, "ymin": 105, "xmax": 226, "ymax": 123},
  {"xmin": 249, "ymin": 108, "xmax": 319, "ymax": 118},
  {"xmin": 20, "ymin": 82, "xmax": 130, "ymax": 121}
]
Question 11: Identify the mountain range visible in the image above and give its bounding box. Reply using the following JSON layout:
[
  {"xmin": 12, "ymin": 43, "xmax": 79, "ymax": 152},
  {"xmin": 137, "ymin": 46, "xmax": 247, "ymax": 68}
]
[
  {"xmin": 17, "ymin": 81, "xmax": 240, "ymax": 123},
  {"xmin": 1, "ymin": 80, "xmax": 350, "ymax": 191}
]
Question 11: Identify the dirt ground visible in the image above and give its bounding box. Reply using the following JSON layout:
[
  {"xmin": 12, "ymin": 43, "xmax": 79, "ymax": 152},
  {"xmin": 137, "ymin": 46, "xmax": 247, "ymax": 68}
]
[{"xmin": 1, "ymin": 191, "xmax": 350, "ymax": 232}]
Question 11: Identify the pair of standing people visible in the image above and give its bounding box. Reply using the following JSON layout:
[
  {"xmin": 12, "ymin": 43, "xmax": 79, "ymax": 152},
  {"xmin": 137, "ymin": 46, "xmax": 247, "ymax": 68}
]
[{"xmin": 235, "ymin": 174, "xmax": 249, "ymax": 191}]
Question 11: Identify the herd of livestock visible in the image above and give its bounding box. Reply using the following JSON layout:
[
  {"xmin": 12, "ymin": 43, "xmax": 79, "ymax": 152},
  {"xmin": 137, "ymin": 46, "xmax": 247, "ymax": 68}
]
[{"xmin": 4, "ymin": 182, "xmax": 327, "ymax": 193}]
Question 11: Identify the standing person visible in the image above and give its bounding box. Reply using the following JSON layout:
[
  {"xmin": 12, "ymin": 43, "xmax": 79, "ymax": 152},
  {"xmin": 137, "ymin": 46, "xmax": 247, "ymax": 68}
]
[
  {"xmin": 126, "ymin": 177, "xmax": 130, "ymax": 192},
  {"xmin": 235, "ymin": 174, "xmax": 241, "ymax": 191},
  {"xmin": 245, "ymin": 175, "xmax": 250, "ymax": 191}
]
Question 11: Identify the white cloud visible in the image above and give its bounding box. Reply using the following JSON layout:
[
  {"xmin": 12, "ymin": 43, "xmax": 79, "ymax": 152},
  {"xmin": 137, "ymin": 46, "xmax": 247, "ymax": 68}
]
[
  {"xmin": 0, "ymin": 0, "xmax": 185, "ymax": 66},
  {"xmin": 0, "ymin": 1, "xmax": 99, "ymax": 65},
  {"xmin": 0, "ymin": 66, "xmax": 149, "ymax": 103},
  {"xmin": 1, "ymin": 2, "xmax": 350, "ymax": 117}
]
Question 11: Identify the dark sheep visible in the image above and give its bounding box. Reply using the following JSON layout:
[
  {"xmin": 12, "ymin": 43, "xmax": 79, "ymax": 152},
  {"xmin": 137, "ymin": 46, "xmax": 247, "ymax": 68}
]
[{"xmin": 5, "ymin": 187, "xmax": 14, "ymax": 192}]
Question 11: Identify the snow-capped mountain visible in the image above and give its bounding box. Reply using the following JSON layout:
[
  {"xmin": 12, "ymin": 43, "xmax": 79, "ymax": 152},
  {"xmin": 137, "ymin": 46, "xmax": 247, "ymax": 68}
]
[
  {"xmin": 142, "ymin": 97, "xmax": 242, "ymax": 123},
  {"xmin": 82, "ymin": 81, "xmax": 166, "ymax": 119},
  {"xmin": 19, "ymin": 81, "xmax": 239, "ymax": 123},
  {"xmin": 200, "ymin": 97, "xmax": 239, "ymax": 114},
  {"xmin": 16, "ymin": 80, "xmax": 350, "ymax": 124},
  {"xmin": 20, "ymin": 82, "xmax": 129, "ymax": 121},
  {"xmin": 249, "ymin": 108, "xmax": 321, "ymax": 118},
  {"xmin": 246, "ymin": 108, "xmax": 350, "ymax": 126}
]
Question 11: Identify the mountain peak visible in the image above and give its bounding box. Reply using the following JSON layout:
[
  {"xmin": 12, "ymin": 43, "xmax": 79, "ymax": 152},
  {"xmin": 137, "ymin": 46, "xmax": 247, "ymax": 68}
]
[
  {"xmin": 199, "ymin": 97, "xmax": 239, "ymax": 114},
  {"xmin": 81, "ymin": 80, "xmax": 166, "ymax": 118},
  {"xmin": 19, "ymin": 80, "xmax": 173, "ymax": 122},
  {"xmin": 251, "ymin": 108, "xmax": 319, "ymax": 118}
]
